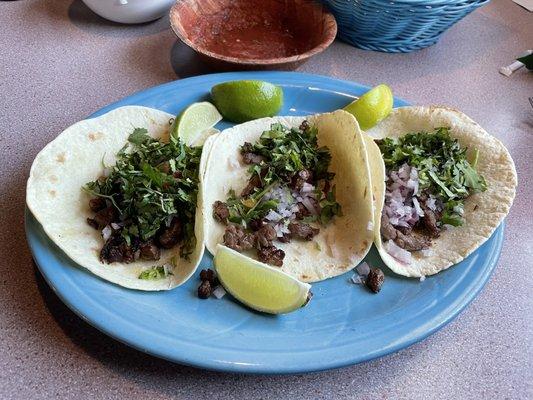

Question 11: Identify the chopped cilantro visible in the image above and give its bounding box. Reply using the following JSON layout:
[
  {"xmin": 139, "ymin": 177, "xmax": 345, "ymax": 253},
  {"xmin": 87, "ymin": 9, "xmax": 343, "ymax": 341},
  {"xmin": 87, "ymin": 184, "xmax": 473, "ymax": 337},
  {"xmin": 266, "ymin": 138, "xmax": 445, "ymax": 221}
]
[
  {"xmin": 225, "ymin": 122, "xmax": 341, "ymax": 226},
  {"xmin": 138, "ymin": 266, "xmax": 171, "ymax": 280},
  {"xmin": 84, "ymin": 128, "xmax": 201, "ymax": 258},
  {"xmin": 377, "ymin": 127, "xmax": 487, "ymax": 226}
]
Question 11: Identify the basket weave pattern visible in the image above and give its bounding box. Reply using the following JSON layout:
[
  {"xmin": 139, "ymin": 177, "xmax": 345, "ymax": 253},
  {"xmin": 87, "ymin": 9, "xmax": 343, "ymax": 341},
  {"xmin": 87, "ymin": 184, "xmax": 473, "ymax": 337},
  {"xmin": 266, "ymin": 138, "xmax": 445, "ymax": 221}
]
[{"xmin": 321, "ymin": 0, "xmax": 490, "ymax": 52}]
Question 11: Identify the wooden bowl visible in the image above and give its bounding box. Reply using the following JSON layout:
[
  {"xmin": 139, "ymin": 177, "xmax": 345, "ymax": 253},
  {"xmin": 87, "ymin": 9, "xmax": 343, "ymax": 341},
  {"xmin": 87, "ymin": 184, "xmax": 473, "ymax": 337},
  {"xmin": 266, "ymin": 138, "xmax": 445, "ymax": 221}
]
[{"xmin": 169, "ymin": 0, "xmax": 337, "ymax": 71}]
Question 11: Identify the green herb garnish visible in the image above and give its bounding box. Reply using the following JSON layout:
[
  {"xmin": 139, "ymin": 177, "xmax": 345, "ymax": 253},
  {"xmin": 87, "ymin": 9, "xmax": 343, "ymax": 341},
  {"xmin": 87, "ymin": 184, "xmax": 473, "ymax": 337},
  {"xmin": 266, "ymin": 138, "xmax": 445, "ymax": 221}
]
[
  {"xmin": 84, "ymin": 128, "xmax": 201, "ymax": 258},
  {"xmin": 138, "ymin": 266, "xmax": 171, "ymax": 280},
  {"xmin": 377, "ymin": 127, "xmax": 486, "ymax": 226},
  {"xmin": 226, "ymin": 123, "xmax": 341, "ymax": 225}
]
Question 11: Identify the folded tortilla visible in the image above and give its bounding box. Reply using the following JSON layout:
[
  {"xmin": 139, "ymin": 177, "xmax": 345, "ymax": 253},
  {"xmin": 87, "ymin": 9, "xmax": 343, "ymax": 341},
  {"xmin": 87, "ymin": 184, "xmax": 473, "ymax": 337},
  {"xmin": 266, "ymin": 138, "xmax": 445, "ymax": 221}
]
[
  {"xmin": 202, "ymin": 110, "xmax": 374, "ymax": 282},
  {"xmin": 366, "ymin": 106, "xmax": 517, "ymax": 277},
  {"xmin": 26, "ymin": 106, "xmax": 206, "ymax": 290}
]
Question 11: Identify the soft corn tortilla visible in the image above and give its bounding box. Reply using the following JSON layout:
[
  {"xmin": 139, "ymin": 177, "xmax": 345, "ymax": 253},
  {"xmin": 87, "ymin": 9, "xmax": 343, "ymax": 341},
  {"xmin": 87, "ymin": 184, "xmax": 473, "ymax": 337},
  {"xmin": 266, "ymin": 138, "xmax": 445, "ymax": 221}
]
[
  {"xmin": 202, "ymin": 110, "xmax": 374, "ymax": 283},
  {"xmin": 26, "ymin": 106, "xmax": 206, "ymax": 290},
  {"xmin": 366, "ymin": 106, "xmax": 517, "ymax": 277}
]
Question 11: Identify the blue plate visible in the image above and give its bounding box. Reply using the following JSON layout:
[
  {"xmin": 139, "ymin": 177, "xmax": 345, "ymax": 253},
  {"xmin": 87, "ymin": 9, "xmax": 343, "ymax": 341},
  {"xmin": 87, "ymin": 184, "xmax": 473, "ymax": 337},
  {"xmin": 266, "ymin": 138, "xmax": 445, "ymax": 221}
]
[{"xmin": 26, "ymin": 72, "xmax": 503, "ymax": 374}]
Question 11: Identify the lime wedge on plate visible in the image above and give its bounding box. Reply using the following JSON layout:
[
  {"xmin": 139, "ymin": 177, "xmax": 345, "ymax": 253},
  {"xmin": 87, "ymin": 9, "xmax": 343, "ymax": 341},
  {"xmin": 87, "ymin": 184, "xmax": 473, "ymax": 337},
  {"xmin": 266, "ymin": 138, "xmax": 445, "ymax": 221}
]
[
  {"xmin": 211, "ymin": 80, "xmax": 283, "ymax": 123},
  {"xmin": 343, "ymin": 84, "xmax": 393, "ymax": 130},
  {"xmin": 171, "ymin": 101, "xmax": 222, "ymax": 146},
  {"xmin": 214, "ymin": 244, "xmax": 312, "ymax": 314}
]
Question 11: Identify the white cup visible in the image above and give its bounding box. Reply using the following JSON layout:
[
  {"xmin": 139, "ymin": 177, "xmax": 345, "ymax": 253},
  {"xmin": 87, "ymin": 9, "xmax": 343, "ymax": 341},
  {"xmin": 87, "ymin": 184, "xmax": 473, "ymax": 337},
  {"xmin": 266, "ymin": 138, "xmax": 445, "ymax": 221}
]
[{"xmin": 81, "ymin": 0, "xmax": 175, "ymax": 24}]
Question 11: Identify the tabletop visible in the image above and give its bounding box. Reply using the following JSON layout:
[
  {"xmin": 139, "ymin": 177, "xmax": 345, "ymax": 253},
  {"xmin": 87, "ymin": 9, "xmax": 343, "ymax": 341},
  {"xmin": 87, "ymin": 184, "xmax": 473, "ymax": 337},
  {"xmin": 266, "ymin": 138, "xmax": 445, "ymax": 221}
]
[{"xmin": 0, "ymin": 0, "xmax": 531, "ymax": 399}]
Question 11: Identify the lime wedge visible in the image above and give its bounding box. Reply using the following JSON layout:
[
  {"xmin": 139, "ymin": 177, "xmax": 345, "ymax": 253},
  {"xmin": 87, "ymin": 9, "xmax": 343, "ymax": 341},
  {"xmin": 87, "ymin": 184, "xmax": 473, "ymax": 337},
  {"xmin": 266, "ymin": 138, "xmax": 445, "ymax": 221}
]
[
  {"xmin": 171, "ymin": 102, "xmax": 222, "ymax": 146},
  {"xmin": 343, "ymin": 84, "xmax": 393, "ymax": 130},
  {"xmin": 214, "ymin": 245, "xmax": 312, "ymax": 314},
  {"xmin": 211, "ymin": 80, "xmax": 283, "ymax": 123}
]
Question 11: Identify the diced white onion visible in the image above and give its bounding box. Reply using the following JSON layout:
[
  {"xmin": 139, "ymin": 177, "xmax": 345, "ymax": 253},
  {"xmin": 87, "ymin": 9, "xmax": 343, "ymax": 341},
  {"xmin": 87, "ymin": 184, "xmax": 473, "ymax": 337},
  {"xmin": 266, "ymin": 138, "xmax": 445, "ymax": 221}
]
[
  {"xmin": 213, "ymin": 286, "xmax": 226, "ymax": 299},
  {"xmin": 412, "ymin": 197, "xmax": 424, "ymax": 217},
  {"xmin": 301, "ymin": 182, "xmax": 314, "ymax": 193},
  {"xmin": 384, "ymin": 240, "xmax": 412, "ymax": 264},
  {"xmin": 350, "ymin": 274, "xmax": 364, "ymax": 285},
  {"xmin": 265, "ymin": 210, "xmax": 282, "ymax": 222},
  {"xmin": 356, "ymin": 262, "xmax": 370, "ymax": 276},
  {"xmin": 419, "ymin": 275, "xmax": 426, "ymax": 282},
  {"xmin": 102, "ymin": 225, "xmax": 112, "ymax": 241},
  {"xmin": 301, "ymin": 197, "xmax": 318, "ymax": 215},
  {"xmin": 111, "ymin": 222, "xmax": 122, "ymax": 230}
]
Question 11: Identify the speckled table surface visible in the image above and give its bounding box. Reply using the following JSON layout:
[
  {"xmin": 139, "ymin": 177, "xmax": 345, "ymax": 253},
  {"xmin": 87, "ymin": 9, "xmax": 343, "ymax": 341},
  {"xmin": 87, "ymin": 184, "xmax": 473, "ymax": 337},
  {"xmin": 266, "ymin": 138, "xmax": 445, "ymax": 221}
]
[{"xmin": 0, "ymin": 0, "xmax": 531, "ymax": 399}]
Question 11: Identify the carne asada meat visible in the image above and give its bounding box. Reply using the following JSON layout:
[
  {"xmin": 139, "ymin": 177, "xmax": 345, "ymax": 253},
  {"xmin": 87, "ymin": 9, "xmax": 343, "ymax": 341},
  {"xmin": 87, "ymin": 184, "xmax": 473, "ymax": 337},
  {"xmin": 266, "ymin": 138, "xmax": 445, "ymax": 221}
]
[
  {"xmin": 294, "ymin": 202, "xmax": 311, "ymax": 219},
  {"xmin": 255, "ymin": 224, "xmax": 277, "ymax": 248},
  {"xmin": 242, "ymin": 152, "xmax": 265, "ymax": 165},
  {"xmin": 213, "ymin": 201, "xmax": 230, "ymax": 223},
  {"xmin": 223, "ymin": 224, "xmax": 256, "ymax": 252},
  {"xmin": 92, "ymin": 206, "xmax": 118, "ymax": 229},
  {"xmin": 89, "ymin": 197, "xmax": 106, "ymax": 212},
  {"xmin": 291, "ymin": 169, "xmax": 313, "ymax": 191},
  {"xmin": 288, "ymin": 222, "xmax": 319, "ymax": 241},
  {"xmin": 366, "ymin": 268, "xmax": 385, "ymax": 293},
  {"xmin": 257, "ymin": 245, "xmax": 285, "ymax": 267},
  {"xmin": 249, "ymin": 218, "xmax": 267, "ymax": 231},
  {"xmin": 278, "ymin": 233, "xmax": 291, "ymax": 243},
  {"xmin": 419, "ymin": 201, "xmax": 441, "ymax": 238},
  {"xmin": 240, "ymin": 169, "xmax": 267, "ymax": 197},
  {"xmin": 381, "ymin": 213, "xmax": 430, "ymax": 251},
  {"xmin": 100, "ymin": 234, "xmax": 134, "ymax": 264},
  {"xmin": 139, "ymin": 240, "xmax": 161, "ymax": 261},
  {"xmin": 157, "ymin": 218, "xmax": 182, "ymax": 249},
  {"xmin": 299, "ymin": 120, "xmax": 310, "ymax": 132}
]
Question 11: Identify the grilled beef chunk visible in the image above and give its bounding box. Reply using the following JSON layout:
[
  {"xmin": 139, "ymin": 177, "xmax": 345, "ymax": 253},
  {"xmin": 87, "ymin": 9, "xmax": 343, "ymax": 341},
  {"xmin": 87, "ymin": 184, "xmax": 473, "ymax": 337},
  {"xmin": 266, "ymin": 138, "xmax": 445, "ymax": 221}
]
[
  {"xmin": 241, "ymin": 169, "xmax": 267, "ymax": 197},
  {"xmin": 256, "ymin": 224, "xmax": 277, "ymax": 248},
  {"xmin": 139, "ymin": 240, "xmax": 160, "ymax": 261},
  {"xmin": 223, "ymin": 224, "xmax": 256, "ymax": 251},
  {"xmin": 213, "ymin": 201, "xmax": 230, "ymax": 223},
  {"xmin": 200, "ymin": 269, "xmax": 216, "ymax": 285},
  {"xmin": 278, "ymin": 233, "xmax": 292, "ymax": 243},
  {"xmin": 257, "ymin": 245, "xmax": 285, "ymax": 267},
  {"xmin": 93, "ymin": 206, "xmax": 118, "ymax": 229},
  {"xmin": 288, "ymin": 222, "xmax": 319, "ymax": 241},
  {"xmin": 87, "ymin": 218, "xmax": 99, "ymax": 229},
  {"xmin": 89, "ymin": 197, "xmax": 106, "ymax": 212},
  {"xmin": 419, "ymin": 201, "xmax": 441, "ymax": 238},
  {"xmin": 294, "ymin": 202, "xmax": 311, "ymax": 219},
  {"xmin": 366, "ymin": 268, "xmax": 385, "ymax": 293},
  {"xmin": 242, "ymin": 152, "xmax": 265, "ymax": 165},
  {"xmin": 381, "ymin": 213, "xmax": 430, "ymax": 251},
  {"xmin": 157, "ymin": 218, "xmax": 182, "ymax": 249},
  {"xmin": 380, "ymin": 213, "xmax": 398, "ymax": 241},
  {"xmin": 249, "ymin": 218, "xmax": 267, "ymax": 231},
  {"xmin": 299, "ymin": 120, "xmax": 310, "ymax": 132},
  {"xmin": 291, "ymin": 169, "xmax": 313, "ymax": 191},
  {"xmin": 198, "ymin": 280, "xmax": 212, "ymax": 299},
  {"xmin": 100, "ymin": 234, "xmax": 134, "ymax": 264}
]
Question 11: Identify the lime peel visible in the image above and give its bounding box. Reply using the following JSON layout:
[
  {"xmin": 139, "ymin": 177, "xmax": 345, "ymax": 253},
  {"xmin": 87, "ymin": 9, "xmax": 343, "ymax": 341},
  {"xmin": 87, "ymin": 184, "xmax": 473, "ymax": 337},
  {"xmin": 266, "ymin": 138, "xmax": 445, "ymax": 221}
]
[
  {"xmin": 172, "ymin": 101, "xmax": 222, "ymax": 146},
  {"xmin": 214, "ymin": 244, "xmax": 311, "ymax": 314},
  {"xmin": 343, "ymin": 84, "xmax": 393, "ymax": 131},
  {"xmin": 211, "ymin": 80, "xmax": 283, "ymax": 123}
]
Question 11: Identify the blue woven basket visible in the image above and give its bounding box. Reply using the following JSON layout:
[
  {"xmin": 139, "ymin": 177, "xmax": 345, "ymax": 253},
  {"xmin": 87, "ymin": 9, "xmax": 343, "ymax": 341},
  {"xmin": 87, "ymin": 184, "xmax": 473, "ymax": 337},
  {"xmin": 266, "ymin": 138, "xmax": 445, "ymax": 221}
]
[{"xmin": 321, "ymin": 0, "xmax": 490, "ymax": 53}]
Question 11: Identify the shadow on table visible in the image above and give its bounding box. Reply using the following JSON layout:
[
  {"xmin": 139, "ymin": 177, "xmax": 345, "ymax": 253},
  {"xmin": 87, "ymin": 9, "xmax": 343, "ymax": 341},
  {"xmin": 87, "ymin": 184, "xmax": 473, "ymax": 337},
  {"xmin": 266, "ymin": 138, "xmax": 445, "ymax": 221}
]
[{"xmin": 170, "ymin": 40, "xmax": 214, "ymax": 79}]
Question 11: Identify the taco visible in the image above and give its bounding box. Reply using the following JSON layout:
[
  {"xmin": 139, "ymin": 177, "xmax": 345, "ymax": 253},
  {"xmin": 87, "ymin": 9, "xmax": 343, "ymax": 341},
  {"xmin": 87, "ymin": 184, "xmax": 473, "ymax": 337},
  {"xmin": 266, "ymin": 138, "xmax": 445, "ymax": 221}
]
[
  {"xmin": 202, "ymin": 110, "xmax": 374, "ymax": 282},
  {"xmin": 26, "ymin": 106, "xmax": 206, "ymax": 290},
  {"xmin": 366, "ymin": 106, "xmax": 517, "ymax": 277}
]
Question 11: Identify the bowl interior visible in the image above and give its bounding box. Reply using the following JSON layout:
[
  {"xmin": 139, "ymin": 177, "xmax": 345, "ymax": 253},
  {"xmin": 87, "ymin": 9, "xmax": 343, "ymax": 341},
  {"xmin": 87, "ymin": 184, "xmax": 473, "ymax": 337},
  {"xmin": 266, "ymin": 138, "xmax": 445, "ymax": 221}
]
[{"xmin": 171, "ymin": 0, "xmax": 335, "ymax": 63}]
